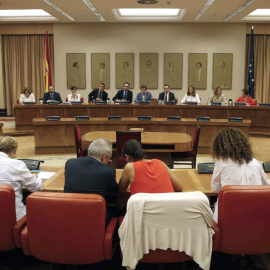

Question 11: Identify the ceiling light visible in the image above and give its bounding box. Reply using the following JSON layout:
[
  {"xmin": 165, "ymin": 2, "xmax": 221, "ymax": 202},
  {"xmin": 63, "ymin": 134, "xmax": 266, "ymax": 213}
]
[
  {"xmin": 119, "ymin": 8, "xmax": 179, "ymax": 16},
  {"xmin": 83, "ymin": 0, "xmax": 105, "ymax": 21},
  {"xmin": 223, "ymin": 0, "xmax": 255, "ymax": 21},
  {"xmin": 194, "ymin": 0, "xmax": 215, "ymax": 21},
  {"xmin": 43, "ymin": 0, "xmax": 75, "ymax": 21},
  {"xmin": 242, "ymin": 9, "xmax": 270, "ymax": 21},
  {"xmin": 138, "ymin": 0, "xmax": 158, "ymax": 4},
  {"xmin": 113, "ymin": 8, "xmax": 185, "ymax": 21}
]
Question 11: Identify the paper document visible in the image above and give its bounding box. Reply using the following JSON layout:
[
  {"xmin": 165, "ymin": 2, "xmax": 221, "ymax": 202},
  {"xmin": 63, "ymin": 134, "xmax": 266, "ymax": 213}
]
[{"xmin": 38, "ymin": 172, "xmax": 56, "ymax": 180}]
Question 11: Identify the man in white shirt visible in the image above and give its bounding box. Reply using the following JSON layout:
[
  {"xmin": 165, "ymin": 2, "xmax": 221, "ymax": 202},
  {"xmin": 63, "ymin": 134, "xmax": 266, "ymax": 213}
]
[{"xmin": 0, "ymin": 136, "xmax": 42, "ymax": 221}]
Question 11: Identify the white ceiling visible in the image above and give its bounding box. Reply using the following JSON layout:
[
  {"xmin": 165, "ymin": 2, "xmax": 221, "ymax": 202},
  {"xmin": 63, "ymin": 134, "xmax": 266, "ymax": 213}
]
[{"xmin": 0, "ymin": 0, "xmax": 270, "ymax": 23}]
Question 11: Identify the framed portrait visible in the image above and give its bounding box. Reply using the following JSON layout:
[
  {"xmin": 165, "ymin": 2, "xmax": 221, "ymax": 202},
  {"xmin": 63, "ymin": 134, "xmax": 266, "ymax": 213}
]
[
  {"xmin": 213, "ymin": 53, "xmax": 233, "ymax": 90},
  {"xmin": 164, "ymin": 53, "xmax": 183, "ymax": 89},
  {"xmin": 188, "ymin": 53, "xmax": 207, "ymax": 89},
  {"xmin": 91, "ymin": 53, "xmax": 110, "ymax": 89},
  {"xmin": 116, "ymin": 53, "xmax": 134, "ymax": 89},
  {"xmin": 66, "ymin": 53, "xmax": 86, "ymax": 89},
  {"xmin": 140, "ymin": 53, "xmax": 158, "ymax": 89}
]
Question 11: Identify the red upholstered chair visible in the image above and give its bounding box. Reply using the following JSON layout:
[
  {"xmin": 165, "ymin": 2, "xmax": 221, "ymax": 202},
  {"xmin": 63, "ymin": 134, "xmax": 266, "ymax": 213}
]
[
  {"xmin": 17, "ymin": 98, "xmax": 20, "ymax": 104},
  {"xmin": 170, "ymin": 125, "xmax": 201, "ymax": 169},
  {"xmin": 0, "ymin": 185, "xmax": 27, "ymax": 250},
  {"xmin": 74, "ymin": 124, "xmax": 87, "ymax": 158},
  {"xmin": 175, "ymin": 97, "xmax": 178, "ymax": 104},
  {"xmin": 217, "ymin": 185, "xmax": 270, "ymax": 255},
  {"xmin": 116, "ymin": 131, "xmax": 141, "ymax": 169},
  {"xmin": 21, "ymin": 192, "xmax": 118, "ymax": 265}
]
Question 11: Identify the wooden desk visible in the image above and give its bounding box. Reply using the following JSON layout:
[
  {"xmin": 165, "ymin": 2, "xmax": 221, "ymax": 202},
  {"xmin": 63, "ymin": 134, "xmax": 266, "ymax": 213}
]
[
  {"xmin": 40, "ymin": 166, "xmax": 270, "ymax": 196},
  {"xmin": 33, "ymin": 117, "xmax": 250, "ymax": 154},
  {"xmin": 15, "ymin": 103, "xmax": 270, "ymax": 134}
]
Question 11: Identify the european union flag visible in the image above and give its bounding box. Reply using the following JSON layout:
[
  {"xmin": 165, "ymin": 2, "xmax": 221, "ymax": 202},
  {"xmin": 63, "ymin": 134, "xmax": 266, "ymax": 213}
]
[{"xmin": 248, "ymin": 28, "xmax": 255, "ymax": 98}]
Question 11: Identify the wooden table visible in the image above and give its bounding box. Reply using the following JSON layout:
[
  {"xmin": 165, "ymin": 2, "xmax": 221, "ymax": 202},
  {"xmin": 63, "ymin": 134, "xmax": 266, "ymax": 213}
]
[
  {"xmin": 33, "ymin": 117, "xmax": 250, "ymax": 154},
  {"xmin": 15, "ymin": 103, "xmax": 270, "ymax": 134},
  {"xmin": 40, "ymin": 166, "xmax": 270, "ymax": 197}
]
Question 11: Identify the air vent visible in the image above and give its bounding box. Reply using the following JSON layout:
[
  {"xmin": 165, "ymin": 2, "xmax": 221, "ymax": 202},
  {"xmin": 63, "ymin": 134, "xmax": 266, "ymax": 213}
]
[{"xmin": 138, "ymin": 0, "xmax": 158, "ymax": 4}]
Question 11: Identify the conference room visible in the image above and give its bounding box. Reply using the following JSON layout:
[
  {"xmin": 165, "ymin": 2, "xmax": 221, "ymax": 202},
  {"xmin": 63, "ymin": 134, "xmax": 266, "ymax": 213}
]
[{"xmin": 1, "ymin": 0, "xmax": 270, "ymax": 269}]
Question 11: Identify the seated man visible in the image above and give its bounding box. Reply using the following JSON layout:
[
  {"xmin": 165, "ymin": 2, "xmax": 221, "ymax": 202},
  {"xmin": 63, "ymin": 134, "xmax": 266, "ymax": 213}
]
[
  {"xmin": 64, "ymin": 138, "xmax": 118, "ymax": 224},
  {"xmin": 134, "ymin": 85, "xmax": 152, "ymax": 103},
  {"xmin": 113, "ymin": 82, "xmax": 133, "ymax": 103},
  {"xmin": 0, "ymin": 136, "xmax": 42, "ymax": 221},
  {"xmin": 158, "ymin": 84, "xmax": 175, "ymax": 102},
  {"xmin": 43, "ymin": 85, "xmax": 63, "ymax": 104},
  {"xmin": 88, "ymin": 83, "xmax": 108, "ymax": 103}
]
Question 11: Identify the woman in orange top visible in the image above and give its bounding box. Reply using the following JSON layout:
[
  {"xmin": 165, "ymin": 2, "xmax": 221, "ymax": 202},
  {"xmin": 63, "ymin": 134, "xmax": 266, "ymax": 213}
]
[
  {"xmin": 235, "ymin": 88, "xmax": 256, "ymax": 105},
  {"xmin": 119, "ymin": 139, "xmax": 183, "ymax": 195}
]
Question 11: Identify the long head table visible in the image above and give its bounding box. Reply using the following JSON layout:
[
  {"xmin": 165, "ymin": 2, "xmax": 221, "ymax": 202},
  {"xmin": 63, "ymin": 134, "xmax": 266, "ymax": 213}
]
[{"xmin": 15, "ymin": 103, "xmax": 269, "ymax": 135}]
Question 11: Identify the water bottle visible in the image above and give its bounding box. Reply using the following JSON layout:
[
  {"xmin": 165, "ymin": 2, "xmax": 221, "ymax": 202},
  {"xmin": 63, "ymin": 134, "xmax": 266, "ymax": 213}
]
[
  {"xmin": 107, "ymin": 98, "xmax": 111, "ymax": 104},
  {"xmin": 228, "ymin": 99, "xmax": 233, "ymax": 106}
]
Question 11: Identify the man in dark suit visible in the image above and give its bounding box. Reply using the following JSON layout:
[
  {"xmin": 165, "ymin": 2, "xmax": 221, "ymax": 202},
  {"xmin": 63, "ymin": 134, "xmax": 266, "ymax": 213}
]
[
  {"xmin": 158, "ymin": 84, "xmax": 175, "ymax": 102},
  {"xmin": 113, "ymin": 82, "xmax": 133, "ymax": 103},
  {"xmin": 64, "ymin": 138, "xmax": 118, "ymax": 226},
  {"xmin": 43, "ymin": 85, "xmax": 63, "ymax": 104},
  {"xmin": 88, "ymin": 83, "xmax": 108, "ymax": 103}
]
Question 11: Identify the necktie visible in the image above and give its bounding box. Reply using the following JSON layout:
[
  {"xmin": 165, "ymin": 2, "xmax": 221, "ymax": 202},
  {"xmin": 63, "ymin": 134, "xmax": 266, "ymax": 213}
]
[
  {"xmin": 165, "ymin": 93, "xmax": 168, "ymax": 102},
  {"xmin": 50, "ymin": 94, "xmax": 54, "ymax": 100},
  {"xmin": 123, "ymin": 91, "xmax": 127, "ymax": 100},
  {"xmin": 98, "ymin": 92, "xmax": 102, "ymax": 99}
]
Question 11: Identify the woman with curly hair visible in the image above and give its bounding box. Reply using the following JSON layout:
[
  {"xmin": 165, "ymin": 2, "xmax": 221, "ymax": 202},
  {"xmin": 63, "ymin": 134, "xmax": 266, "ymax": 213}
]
[
  {"xmin": 209, "ymin": 87, "xmax": 227, "ymax": 104},
  {"xmin": 211, "ymin": 127, "xmax": 269, "ymax": 222}
]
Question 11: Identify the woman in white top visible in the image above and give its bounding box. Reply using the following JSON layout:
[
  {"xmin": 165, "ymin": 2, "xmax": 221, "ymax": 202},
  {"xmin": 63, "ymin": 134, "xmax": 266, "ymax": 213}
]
[
  {"xmin": 211, "ymin": 127, "xmax": 269, "ymax": 223},
  {"xmin": 19, "ymin": 87, "xmax": 35, "ymax": 104},
  {"xmin": 209, "ymin": 86, "xmax": 227, "ymax": 104},
  {"xmin": 67, "ymin": 86, "xmax": 81, "ymax": 103},
  {"xmin": 181, "ymin": 86, "xmax": 201, "ymax": 104},
  {"xmin": 0, "ymin": 136, "xmax": 42, "ymax": 221}
]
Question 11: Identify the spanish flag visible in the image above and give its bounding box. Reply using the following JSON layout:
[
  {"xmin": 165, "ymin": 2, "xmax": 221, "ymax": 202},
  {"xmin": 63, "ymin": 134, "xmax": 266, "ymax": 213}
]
[{"xmin": 45, "ymin": 31, "xmax": 52, "ymax": 92}]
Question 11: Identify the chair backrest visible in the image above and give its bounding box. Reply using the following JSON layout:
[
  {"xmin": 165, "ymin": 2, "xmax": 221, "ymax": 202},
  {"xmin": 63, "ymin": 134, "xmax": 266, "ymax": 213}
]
[
  {"xmin": 175, "ymin": 97, "xmax": 178, "ymax": 104},
  {"xmin": 192, "ymin": 125, "xmax": 201, "ymax": 154},
  {"xmin": 0, "ymin": 185, "xmax": 17, "ymax": 250},
  {"xmin": 24, "ymin": 192, "xmax": 107, "ymax": 264},
  {"xmin": 217, "ymin": 185, "xmax": 270, "ymax": 255},
  {"xmin": 17, "ymin": 98, "xmax": 20, "ymax": 104},
  {"xmin": 116, "ymin": 131, "xmax": 141, "ymax": 168},
  {"xmin": 119, "ymin": 192, "xmax": 214, "ymax": 269},
  {"xmin": 73, "ymin": 124, "xmax": 87, "ymax": 158}
]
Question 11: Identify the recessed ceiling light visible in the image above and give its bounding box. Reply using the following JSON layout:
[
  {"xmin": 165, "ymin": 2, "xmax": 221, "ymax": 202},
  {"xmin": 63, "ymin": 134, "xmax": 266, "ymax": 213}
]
[
  {"xmin": 43, "ymin": 0, "xmax": 75, "ymax": 21},
  {"xmin": 242, "ymin": 9, "xmax": 270, "ymax": 21},
  {"xmin": 194, "ymin": 0, "xmax": 215, "ymax": 21},
  {"xmin": 112, "ymin": 8, "xmax": 186, "ymax": 21},
  {"xmin": 0, "ymin": 9, "xmax": 58, "ymax": 21},
  {"xmin": 224, "ymin": 0, "xmax": 255, "ymax": 21}
]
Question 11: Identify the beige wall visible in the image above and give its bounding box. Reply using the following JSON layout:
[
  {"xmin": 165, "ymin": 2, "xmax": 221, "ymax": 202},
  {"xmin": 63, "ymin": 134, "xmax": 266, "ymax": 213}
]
[{"xmin": 54, "ymin": 23, "xmax": 246, "ymax": 104}]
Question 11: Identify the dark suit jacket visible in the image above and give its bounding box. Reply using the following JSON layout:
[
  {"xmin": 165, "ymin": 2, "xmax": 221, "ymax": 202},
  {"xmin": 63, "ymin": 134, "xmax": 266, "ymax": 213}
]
[
  {"xmin": 43, "ymin": 92, "xmax": 63, "ymax": 104},
  {"xmin": 158, "ymin": 92, "xmax": 175, "ymax": 102},
  {"xmin": 64, "ymin": 156, "xmax": 118, "ymax": 197},
  {"xmin": 88, "ymin": 89, "xmax": 108, "ymax": 103},
  {"xmin": 113, "ymin": 90, "xmax": 133, "ymax": 103}
]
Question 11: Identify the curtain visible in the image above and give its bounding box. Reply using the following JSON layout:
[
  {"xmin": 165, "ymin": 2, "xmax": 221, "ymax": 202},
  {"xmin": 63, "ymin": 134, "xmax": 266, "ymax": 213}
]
[
  {"xmin": 2, "ymin": 35, "xmax": 54, "ymax": 115},
  {"xmin": 245, "ymin": 35, "xmax": 270, "ymax": 103}
]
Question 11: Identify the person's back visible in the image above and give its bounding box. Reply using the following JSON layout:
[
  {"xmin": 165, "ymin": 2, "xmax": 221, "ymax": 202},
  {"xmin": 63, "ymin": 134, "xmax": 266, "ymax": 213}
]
[
  {"xmin": 64, "ymin": 156, "xmax": 117, "ymax": 197},
  {"xmin": 130, "ymin": 159, "xmax": 173, "ymax": 195}
]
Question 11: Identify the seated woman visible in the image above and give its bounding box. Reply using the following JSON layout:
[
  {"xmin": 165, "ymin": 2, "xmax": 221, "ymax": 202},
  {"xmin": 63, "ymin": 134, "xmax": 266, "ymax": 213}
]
[
  {"xmin": 119, "ymin": 139, "xmax": 183, "ymax": 194},
  {"xmin": 235, "ymin": 88, "xmax": 256, "ymax": 105},
  {"xmin": 67, "ymin": 86, "xmax": 81, "ymax": 103},
  {"xmin": 0, "ymin": 136, "xmax": 42, "ymax": 221},
  {"xmin": 181, "ymin": 86, "xmax": 201, "ymax": 104},
  {"xmin": 211, "ymin": 127, "xmax": 269, "ymax": 223},
  {"xmin": 19, "ymin": 87, "xmax": 35, "ymax": 104},
  {"xmin": 209, "ymin": 87, "xmax": 227, "ymax": 104}
]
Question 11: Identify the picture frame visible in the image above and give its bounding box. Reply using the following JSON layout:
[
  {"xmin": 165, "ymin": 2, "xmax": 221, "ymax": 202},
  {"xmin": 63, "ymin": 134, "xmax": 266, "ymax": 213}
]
[
  {"xmin": 188, "ymin": 53, "xmax": 207, "ymax": 89},
  {"xmin": 140, "ymin": 53, "xmax": 158, "ymax": 89},
  {"xmin": 91, "ymin": 53, "xmax": 110, "ymax": 89},
  {"xmin": 213, "ymin": 53, "xmax": 233, "ymax": 90},
  {"xmin": 115, "ymin": 53, "xmax": 134, "ymax": 89},
  {"xmin": 164, "ymin": 53, "xmax": 183, "ymax": 89},
  {"xmin": 66, "ymin": 53, "xmax": 86, "ymax": 89}
]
